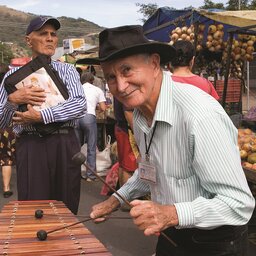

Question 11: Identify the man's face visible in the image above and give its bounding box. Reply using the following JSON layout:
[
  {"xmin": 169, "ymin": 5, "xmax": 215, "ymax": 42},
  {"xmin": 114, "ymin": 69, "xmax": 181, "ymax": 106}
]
[
  {"xmin": 101, "ymin": 54, "xmax": 160, "ymax": 109},
  {"xmin": 26, "ymin": 24, "xmax": 58, "ymax": 57}
]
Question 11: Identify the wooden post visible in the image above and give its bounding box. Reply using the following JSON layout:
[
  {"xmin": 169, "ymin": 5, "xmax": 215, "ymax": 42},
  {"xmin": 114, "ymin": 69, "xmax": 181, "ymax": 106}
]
[{"xmin": 222, "ymin": 32, "xmax": 234, "ymax": 109}]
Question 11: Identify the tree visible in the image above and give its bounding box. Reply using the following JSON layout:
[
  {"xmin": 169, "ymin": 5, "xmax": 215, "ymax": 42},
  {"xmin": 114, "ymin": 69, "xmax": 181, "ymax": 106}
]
[
  {"xmin": 199, "ymin": 0, "xmax": 225, "ymax": 9},
  {"xmin": 135, "ymin": 3, "xmax": 159, "ymax": 23},
  {"xmin": 249, "ymin": 0, "xmax": 256, "ymax": 9},
  {"xmin": 0, "ymin": 43, "xmax": 13, "ymax": 65},
  {"xmin": 226, "ymin": 0, "xmax": 250, "ymax": 10}
]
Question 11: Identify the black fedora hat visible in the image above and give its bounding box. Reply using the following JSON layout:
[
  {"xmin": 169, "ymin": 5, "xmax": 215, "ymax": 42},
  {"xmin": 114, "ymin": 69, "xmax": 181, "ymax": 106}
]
[{"xmin": 98, "ymin": 25, "xmax": 176, "ymax": 64}]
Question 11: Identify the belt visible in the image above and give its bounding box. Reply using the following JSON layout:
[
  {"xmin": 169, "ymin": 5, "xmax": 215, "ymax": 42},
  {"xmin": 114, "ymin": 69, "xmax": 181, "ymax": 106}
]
[{"xmin": 20, "ymin": 127, "xmax": 73, "ymax": 137}]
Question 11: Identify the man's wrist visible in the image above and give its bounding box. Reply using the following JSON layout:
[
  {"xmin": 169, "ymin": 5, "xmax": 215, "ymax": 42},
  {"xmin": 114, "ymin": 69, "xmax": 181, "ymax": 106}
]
[
  {"xmin": 164, "ymin": 205, "xmax": 179, "ymax": 227},
  {"xmin": 109, "ymin": 195, "xmax": 121, "ymax": 209},
  {"xmin": 8, "ymin": 94, "xmax": 15, "ymax": 104}
]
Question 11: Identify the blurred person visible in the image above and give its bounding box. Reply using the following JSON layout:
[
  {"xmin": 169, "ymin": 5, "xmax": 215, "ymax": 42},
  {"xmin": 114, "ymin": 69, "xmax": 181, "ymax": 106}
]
[
  {"xmin": 87, "ymin": 65, "xmax": 105, "ymax": 91},
  {"xmin": 0, "ymin": 71, "xmax": 16, "ymax": 198},
  {"xmin": 170, "ymin": 40, "xmax": 219, "ymax": 100},
  {"xmin": 0, "ymin": 16, "xmax": 86, "ymax": 214},
  {"xmin": 76, "ymin": 71, "xmax": 106, "ymax": 181},
  {"xmin": 0, "ymin": 127, "xmax": 16, "ymax": 198},
  {"xmin": 90, "ymin": 25, "xmax": 255, "ymax": 256}
]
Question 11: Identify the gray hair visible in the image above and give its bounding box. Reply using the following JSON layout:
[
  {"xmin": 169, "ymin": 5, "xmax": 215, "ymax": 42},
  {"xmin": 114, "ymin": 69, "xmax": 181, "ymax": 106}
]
[{"xmin": 81, "ymin": 71, "xmax": 94, "ymax": 84}]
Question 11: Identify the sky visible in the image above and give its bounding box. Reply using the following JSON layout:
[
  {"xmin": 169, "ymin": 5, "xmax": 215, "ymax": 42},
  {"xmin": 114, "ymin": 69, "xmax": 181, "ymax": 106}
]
[{"xmin": 0, "ymin": 0, "xmax": 226, "ymax": 27}]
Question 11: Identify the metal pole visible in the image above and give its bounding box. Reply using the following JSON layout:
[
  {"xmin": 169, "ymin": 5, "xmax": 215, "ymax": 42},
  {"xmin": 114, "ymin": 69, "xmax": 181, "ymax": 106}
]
[
  {"xmin": 222, "ymin": 32, "xmax": 234, "ymax": 109},
  {"xmin": 247, "ymin": 61, "xmax": 250, "ymax": 111}
]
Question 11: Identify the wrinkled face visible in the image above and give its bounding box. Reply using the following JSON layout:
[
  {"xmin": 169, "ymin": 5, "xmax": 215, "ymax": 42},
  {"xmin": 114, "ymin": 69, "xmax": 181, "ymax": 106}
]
[
  {"xmin": 25, "ymin": 23, "xmax": 58, "ymax": 57},
  {"xmin": 101, "ymin": 54, "xmax": 161, "ymax": 109}
]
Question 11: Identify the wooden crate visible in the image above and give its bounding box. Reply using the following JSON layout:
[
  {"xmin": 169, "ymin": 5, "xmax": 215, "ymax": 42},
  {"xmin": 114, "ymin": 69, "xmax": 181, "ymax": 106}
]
[{"xmin": 215, "ymin": 79, "xmax": 241, "ymax": 103}]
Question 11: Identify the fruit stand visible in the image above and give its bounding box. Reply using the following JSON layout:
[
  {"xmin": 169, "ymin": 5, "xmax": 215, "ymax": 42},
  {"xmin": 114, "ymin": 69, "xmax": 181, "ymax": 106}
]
[
  {"xmin": 144, "ymin": 8, "xmax": 256, "ymax": 194},
  {"xmin": 143, "ymin": 7, "xmax": 256, "ymax": 114},
  {"xmin": 239, "ymin": 128, "xmax": 256, "ymax": 187}
]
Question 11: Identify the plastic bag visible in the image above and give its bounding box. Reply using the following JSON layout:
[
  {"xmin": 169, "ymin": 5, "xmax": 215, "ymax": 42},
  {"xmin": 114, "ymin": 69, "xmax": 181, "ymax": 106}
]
[{"xmin": 96, "ymin": 135, "xmax": 112, "ymax": 176}]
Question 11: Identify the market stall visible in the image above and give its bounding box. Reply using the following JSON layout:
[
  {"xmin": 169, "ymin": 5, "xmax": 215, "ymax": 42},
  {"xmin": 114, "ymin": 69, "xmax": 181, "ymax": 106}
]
[
  {"xmin": 143, "ymin": 8, "xmax": 256, "ymax": 114},
  {"xmin": 143, "ymin": 8, "xmax": 256, "ymax": 187}
]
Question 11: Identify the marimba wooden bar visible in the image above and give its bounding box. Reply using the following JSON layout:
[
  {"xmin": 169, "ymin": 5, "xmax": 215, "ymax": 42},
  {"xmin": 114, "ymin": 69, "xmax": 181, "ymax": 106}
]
[{"xmin": 0, "ymin": 200, "xmax": 112, "ymax": 255}]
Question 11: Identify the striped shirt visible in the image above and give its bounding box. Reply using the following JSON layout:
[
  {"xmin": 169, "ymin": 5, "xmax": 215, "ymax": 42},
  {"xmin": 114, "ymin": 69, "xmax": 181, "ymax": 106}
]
[
  {"xmin": 0, "ymin": 60, "xmax": 86, "ymax": 135},
  {"xmin": 116, "ymin": 71, "xmax": 255, "ymax": 229}
]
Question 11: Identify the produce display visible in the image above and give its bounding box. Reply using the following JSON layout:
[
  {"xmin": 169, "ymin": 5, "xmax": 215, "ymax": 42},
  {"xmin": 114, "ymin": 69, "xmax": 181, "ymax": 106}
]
[
  {"xmin": 168, "ymin": 23, "xmax": 256, "ymax": 79},
  {"xmin": 239, "ymin": 128, "xmax": 256, "ymax": 171},
  {"xmin": 238, "ymin": 128, "xmax": 256, "ymax": 195}
]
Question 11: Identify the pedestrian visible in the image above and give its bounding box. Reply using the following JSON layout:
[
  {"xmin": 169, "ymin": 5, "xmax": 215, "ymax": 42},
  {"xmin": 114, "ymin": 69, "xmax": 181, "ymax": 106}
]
[
  {"xmin": 0, "ymin": 127, "xmax": 15, "ymax": 198},
  {"xmin": 86, "ymin": 65, "xmax": 105, "ymax": 91},
  {"xmin": 90, "ymin": 25, "xmax": 255, "ymax": 255},
  {"xmin": 76, "ymin": 71, "xmax": 106, "ymax": 181},
  {"xmin": 0, "ymin": 16, "xmax": 86, "ymax": 214},
  {"xmin": 170, "ymin": 40, "xmax": 219, "ymax": 100},
  {"xmin": 0, "ymin": 71, "xmax": 16, "ymax": 198}
]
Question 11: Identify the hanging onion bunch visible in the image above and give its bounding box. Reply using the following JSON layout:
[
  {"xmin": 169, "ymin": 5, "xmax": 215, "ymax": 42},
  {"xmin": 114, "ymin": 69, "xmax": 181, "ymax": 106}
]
[
  {"xmin": 222, "ymin": 34, "xmax": 255, "ymax": 62},
  {"xmin": 230, "ymin": 59, "xmax": 244, "ymax": 79},
  {"xmin": 194, "ymin": 24, "xmax": 205, "ymax": 52},
  {"xmin": 206, "ymin": 24, "xmax": 224, "ymax": 52},
  {"xmin": 237, "ymin": 34, "xmax": 255, "ymax": 62},
  {"xmin": 169, "ymin": 25, "xmax": 194, "ymax": 45}
]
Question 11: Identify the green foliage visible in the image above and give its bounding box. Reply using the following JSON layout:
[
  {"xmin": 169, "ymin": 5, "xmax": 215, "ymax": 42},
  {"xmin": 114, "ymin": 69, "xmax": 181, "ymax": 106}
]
[
  {"xmin": 135, "ymin": 2, "xmax": 159, "ymax": 23},
  {"xmin": 0, "ymin": 43, "xmax": 14, "ymax": 65},
  {"xmin": 226, "ymin": 0, "xmax": 250, "ymax": 10},
  {"xmin": 248, "ymin": 0, "xmax": 256, "ymax": 9},
  {"xmin": 200, "ymin": 0, "xmax": 225, "ymax": 9}
]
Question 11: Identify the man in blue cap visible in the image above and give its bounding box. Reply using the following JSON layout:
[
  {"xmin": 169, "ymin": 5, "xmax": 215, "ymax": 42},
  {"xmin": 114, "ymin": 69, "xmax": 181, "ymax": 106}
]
[{"xmin": 0, "ymin": 16, "xmax": 86, "ymax": 214}]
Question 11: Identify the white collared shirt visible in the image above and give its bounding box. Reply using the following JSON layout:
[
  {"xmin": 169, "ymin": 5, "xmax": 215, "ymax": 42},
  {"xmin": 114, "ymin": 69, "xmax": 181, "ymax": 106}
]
[{"xmin": 115, "ymin": 71, "xmax": 255, "ymax": 229}]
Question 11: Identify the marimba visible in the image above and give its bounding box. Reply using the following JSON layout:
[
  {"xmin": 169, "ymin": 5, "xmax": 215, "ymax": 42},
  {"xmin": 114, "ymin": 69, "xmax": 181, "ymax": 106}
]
[{"xmin": 0, "ymin": 200, "xmax": 112, "ymax": 255}]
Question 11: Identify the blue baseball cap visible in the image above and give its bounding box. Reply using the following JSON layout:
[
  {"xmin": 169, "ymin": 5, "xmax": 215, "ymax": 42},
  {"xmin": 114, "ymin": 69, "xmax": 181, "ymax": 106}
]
[{"xmin": 26, "ymin": 16, "xmax": 60, "ymax": 35}]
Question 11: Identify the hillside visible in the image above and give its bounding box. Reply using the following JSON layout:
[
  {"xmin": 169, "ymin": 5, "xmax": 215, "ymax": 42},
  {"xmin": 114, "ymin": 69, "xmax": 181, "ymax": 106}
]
[{"xmin": 0, "ymin": 5, "xmax": 104, "ymax": 57}]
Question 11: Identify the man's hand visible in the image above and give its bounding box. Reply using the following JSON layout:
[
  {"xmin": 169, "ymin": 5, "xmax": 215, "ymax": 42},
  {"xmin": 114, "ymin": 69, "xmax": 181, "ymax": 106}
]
[
  {"xmin": 12, "ymin": 104, "xmax": 43, "ymax": 124},
  {"xmin": 90, "ymin": 196, "xmax": 120, "ymax": 223},
  {"xmin": 129, "ymin": 200, "xmax": 179, "ymax": 236},
  {"xmin": 8, "ymin": 86, "xmax": 46, "ymax": 106}
]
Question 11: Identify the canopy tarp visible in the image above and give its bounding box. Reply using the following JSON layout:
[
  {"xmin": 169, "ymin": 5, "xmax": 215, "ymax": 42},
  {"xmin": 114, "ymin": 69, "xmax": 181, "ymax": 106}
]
[
  {"xmin": 143, "ymin": 7, "xmax": 256, "ymax": 112},
  {"xmin": 201, "ymin": 10, "xmax": 256, "ymax": 28},
  {"xmin": 143, "ymin": 7, "xmax": 256, "ymax": 42}
]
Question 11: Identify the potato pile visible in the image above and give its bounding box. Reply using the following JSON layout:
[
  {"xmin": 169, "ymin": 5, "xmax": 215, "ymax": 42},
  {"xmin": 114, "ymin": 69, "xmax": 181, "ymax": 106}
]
[{"xmin": 238, "ymin": 128, "xmax": 256, "ymax": 171}]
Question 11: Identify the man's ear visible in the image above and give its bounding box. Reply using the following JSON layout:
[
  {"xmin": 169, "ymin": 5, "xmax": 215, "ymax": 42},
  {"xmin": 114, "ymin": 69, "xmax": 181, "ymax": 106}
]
[
  {"xmin": 150, "ymin": 53, "xmax": 161, "ymax": 76},
  {"xmin": 25, "ymin": 36, "xmax": 32, "ymax": 47}
]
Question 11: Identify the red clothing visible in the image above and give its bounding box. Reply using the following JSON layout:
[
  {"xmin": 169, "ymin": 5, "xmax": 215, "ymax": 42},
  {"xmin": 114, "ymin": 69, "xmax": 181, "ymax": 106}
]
[
  {"xmin": 172, "ymin": 75, "xmax": 219, "ymax": 100},
  {"xmin": 115, "ymin": 126, "xmax": 138, "ymax": 172}
]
